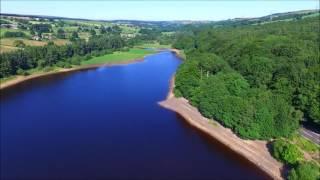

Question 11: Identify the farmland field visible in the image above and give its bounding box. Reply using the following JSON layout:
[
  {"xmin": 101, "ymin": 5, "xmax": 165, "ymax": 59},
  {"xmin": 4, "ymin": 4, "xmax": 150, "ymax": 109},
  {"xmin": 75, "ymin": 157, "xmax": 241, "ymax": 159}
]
[{"xmin": 81, "ymin": 48, "xmax": 155, "ymax": 65}]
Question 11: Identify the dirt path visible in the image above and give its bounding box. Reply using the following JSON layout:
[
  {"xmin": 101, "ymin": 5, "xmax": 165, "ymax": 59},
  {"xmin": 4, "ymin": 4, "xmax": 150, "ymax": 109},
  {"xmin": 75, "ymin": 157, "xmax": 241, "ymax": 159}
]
[{"xmin": 158, "ymin": 76, "xmax": 283, "ymax": 180}]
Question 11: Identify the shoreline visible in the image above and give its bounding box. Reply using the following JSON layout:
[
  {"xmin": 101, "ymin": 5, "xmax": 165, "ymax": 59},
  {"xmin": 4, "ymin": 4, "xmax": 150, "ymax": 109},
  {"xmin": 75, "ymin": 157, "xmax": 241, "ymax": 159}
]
[
  {"xmin": 0, "ymin": 49, "xmax": 180, "ymax": 91},
  {"xmin": 0, "ymin": 54, "xmax": 152, "ymax": 91},
  {"xmin": 159, "ymin": 75, "xmax": 284, "ymax": 180},
  {"xmin": 169, "ymin": 48, "xmax": 185, "ymax": 60}
]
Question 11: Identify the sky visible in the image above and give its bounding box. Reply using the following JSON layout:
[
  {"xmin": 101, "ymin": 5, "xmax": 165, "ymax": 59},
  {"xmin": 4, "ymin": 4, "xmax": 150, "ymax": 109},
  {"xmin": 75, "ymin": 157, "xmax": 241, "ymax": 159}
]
[{"xmin": 1, "ymin": 1, "xmax": 319, "ymax": 21}]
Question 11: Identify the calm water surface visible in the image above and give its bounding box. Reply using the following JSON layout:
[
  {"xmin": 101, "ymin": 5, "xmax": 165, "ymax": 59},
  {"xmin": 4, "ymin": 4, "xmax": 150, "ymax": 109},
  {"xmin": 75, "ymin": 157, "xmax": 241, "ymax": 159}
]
[{"xmin": 1, "ymin": 51, "xmax": 268, "ymax": 179}]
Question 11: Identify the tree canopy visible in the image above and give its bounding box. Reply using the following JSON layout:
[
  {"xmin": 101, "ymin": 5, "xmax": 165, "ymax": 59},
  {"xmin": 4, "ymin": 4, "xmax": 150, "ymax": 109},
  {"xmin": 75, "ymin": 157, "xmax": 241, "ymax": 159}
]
[
  {"xmin": 0, "ymin": 34, "xmax": 125, "ymax": 78},
  {"xmin": 174, "ymin": 16, "xmax": 319, "ymax": 139}
]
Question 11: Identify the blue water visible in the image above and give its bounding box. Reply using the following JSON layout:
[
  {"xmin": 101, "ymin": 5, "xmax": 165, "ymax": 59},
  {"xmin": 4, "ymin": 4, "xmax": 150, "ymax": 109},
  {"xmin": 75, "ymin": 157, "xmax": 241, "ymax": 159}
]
[{"xmin": 1, "ymin": 51, "xmax": 267, "ymax": 179}]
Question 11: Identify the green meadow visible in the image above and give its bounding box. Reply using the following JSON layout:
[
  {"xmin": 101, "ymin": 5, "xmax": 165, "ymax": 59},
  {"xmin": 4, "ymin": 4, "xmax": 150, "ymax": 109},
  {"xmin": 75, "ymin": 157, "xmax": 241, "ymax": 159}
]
[{"xmin": 81, "ymin": 48, "xmax": 155, "ymax": 65}]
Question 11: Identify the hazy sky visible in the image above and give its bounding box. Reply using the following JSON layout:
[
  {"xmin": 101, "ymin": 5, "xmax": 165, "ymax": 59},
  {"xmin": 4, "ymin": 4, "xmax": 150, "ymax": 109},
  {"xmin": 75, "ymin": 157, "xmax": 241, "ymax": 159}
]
[{"xmin": 1, "ymin": 1, "xmax": 319, "ymax": 21}]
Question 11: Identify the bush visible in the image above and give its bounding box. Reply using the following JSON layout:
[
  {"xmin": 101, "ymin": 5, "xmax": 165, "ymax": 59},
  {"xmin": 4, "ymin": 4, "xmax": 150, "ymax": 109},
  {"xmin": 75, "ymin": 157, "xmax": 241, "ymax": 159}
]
[
  {"xmin": 292, "ymin": 135, "xmax": 320, "ymax": 153},
  {"xmin": 84, "ymin": 54, "xmax": 92, "ymax": 61},
  {"xmin": 288, "ymin": 162, "xmax": 320, "ymax": 180},
  {"xmin": 43, "ymin": 66, "xmax": 54, "ymax": 72},
  {"xmin": 70, "ymin": 56, "xmax": 81, "ymax": 65},
  {"xmin": 90, "ymin": 51, "xmax": 99, "ymax": 57},
  {"xmin": 57, "ymin": 61, "xmax": 72, "ymax": 68},
  {"xmin": 64, "ymin": 63, "xmax": 72, "ymax": 69},
  {"xmin": 3, "ymin": 31, "xmax": 26, "ymax": 38},
  {"xmin": 16, "ymin": 68, "xmax": 29, "ymax": 76},
  {"xmin": 272, "ymin": 139, "xmax": 303, "ymax": 165},
  {"xmin": 37, "ymin": 60, "xmax": 47, "ymax": 68},
  {"xmin": 47, "ymin": 41, "xmax": 54, "ymax": 46},
  {"xmin": 13, "ymin": 40, "xmax": 26, "ymax": 47},
  {"xmin": 121, "ymin": 47, "xmax": 130, "ymax": 52}
]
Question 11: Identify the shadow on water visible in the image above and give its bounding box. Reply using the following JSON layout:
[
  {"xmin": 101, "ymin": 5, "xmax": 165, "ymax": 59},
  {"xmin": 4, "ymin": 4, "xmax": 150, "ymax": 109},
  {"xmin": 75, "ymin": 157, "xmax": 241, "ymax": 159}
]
[
  {"xmin": 173, "ymin": 113, "xmax": 272, "ymax": 180},
  {"xmin": 0, "ymin": 69, "xmax": 92, "ymax": 100}
]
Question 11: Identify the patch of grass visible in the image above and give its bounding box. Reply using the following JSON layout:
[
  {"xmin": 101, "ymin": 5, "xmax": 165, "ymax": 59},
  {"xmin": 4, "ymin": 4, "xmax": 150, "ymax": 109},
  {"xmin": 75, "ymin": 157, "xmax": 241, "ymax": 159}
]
[
  {"xmin": 1, "ymin": 38, "xmax": 47, "ymax": 47},
  {"xmin": 0, "ymin": 44, "xmax": 19, "ymax": 53},
  {"xmin": 81, "ymin": 48, "xmax": 155, "ymax": 65},
  {"xmin": 78, "ymin": 32, "xmax": 90, "ymax": 40},
  {"xmin": 209, "ymin": 120, "xmax": 218, "ymax": 127},
  {"xmin": 291, "ymin": 134, "xmax": 320, "ymax": 153},
  {"xmin": 121, "ymin": 25, "xmax": 139, "ymax": 34},
  {"xmin": 63, "ymin": 26, "xmax": 79, "ymax": 32},
  {"xmin": 302, "ymin": 12, "xmax": 320, "ymax": 19},
  {"xmin": 0, "ymin": 38, "xmax": 70, "ymax": 53},
  {"xmin": 0, "ymin": 28, "xmax": 30, "ymax": 37},
  {"xmin": 135, "ymin": 42, "xmax": 171, "ymax": 49},
  {"xmin": 51, "ymin": 39, "xmax": 71, "ymax": 46}
]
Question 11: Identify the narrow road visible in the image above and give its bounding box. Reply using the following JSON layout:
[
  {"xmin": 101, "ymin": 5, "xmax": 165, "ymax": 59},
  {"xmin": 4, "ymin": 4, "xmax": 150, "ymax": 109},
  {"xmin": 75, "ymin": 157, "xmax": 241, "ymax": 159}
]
[{"xmin": 299, "ymin": 127, "xmax": 320, "ymax": 145}]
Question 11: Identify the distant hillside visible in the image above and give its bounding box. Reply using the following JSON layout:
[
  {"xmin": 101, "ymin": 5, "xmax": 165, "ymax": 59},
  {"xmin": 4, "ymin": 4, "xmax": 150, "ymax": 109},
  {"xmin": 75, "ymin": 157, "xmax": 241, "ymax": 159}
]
[
  {"xmin": 2, "ymin": 9, "xmax": 318, "ymax": 30},
  {"xmin": 211, "ymin": 9, "xmax": 319, "ymax": 27}
]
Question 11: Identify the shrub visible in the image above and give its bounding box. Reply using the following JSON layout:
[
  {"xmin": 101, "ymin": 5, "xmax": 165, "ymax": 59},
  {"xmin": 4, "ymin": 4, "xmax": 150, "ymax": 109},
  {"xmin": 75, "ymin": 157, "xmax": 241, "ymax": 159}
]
[
  {"xmin": 13, "ymin": 40, "xmax": 26, "ymax": 47},
  {"xmin": 37, "ymin": 60, "xmax": 47, "ymax": 68},
  {"xmin": 121, "ymin": 47, "xmax": 130, "ymax": 52},
  {"xmin": 272, "ymin": 139, "xmax": 303, "ymax": 165},
  {"xmin": 288, "ymin": 162, "xmax": 320, "ymax": 180},
  {"xmin": 43, "ymin": 66, "xmax": 54, "ymax": 72},
  {"xmin": 4, "ymin": 31, "xmax": 26, "ymax": 38},
  {"xmin": 293, "ymin": 135, "xmax": 320, "ymax": 153},
  {"xmin": 70, "ymin": 56, "xmax": 81, "ymax": 65},
  {"xmin": 56, "ymin": 61, "xmax": 66, "ymax": 68},
  {"xmin": 16, "ymin": 68, "xmax": 29, "ymax": 76},
  {"xmin": 84, "ymin": 54, "xmax": 92, "ymax": 61},
  {"xmin": 64, "ymin": 62, "xmax": 72, "ymax": 68}
]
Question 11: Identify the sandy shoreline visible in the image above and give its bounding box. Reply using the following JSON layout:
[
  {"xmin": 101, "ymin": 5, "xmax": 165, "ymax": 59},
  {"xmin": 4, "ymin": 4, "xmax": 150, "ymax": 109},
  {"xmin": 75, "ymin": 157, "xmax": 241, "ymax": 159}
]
[
  {"xmin": 169, "ymin": 48, "xmax": 184, "ymax": 60},
  {"xmin": 159, "ymin": 76, "xmax": 283, "ymax": 180}
]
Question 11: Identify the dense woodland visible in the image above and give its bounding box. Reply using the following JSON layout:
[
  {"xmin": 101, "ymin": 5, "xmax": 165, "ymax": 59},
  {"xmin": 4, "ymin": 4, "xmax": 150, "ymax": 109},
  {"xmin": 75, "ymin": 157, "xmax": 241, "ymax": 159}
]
[
  {"xmin": 0, "ymin": 25, "xmax": 170, "ymax": 78},
  {"xmin": 173, "ymin": 16, "xmax": 320, "ymax": 179},
  {"xmin": 0, "ymin": 33, "xmax": 125, "ymax": 77},
  {"xmin": 173, "ymin": 16, "xmax": 319, "ymax": 139}
]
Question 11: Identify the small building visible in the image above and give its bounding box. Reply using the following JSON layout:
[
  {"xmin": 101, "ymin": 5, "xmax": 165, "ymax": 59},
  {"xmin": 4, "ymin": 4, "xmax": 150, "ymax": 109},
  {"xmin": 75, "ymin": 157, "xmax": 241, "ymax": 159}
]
[
  {"xmin": 41, "ymin": 34, "xmax": 52, "ymax": 40},
  {"xmin": 32, "ymin": 35, "xmax": 41, "ymax": 41}
]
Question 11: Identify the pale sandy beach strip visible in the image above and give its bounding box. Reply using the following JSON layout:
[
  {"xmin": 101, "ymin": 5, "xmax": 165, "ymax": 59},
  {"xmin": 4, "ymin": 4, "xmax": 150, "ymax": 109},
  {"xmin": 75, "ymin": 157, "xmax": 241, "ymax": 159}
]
[{"xmin": 159, "ymin": 75, "xmax": 283, "ymax": 180}]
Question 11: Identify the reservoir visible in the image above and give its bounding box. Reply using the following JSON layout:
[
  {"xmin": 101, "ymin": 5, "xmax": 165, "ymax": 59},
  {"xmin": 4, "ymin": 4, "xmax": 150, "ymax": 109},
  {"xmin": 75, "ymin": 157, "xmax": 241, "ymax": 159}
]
[{"xmin": 1, "ymin": 51, "xmax": 267, "ymax": 179}]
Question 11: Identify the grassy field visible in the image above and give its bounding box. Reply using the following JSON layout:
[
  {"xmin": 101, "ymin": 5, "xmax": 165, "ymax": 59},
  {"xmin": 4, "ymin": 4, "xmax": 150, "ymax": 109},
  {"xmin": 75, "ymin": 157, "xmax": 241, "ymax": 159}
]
[
  {"xmin": 1, "ymin": 48, "xmax": 156, "ymax": 84},
  {"xmin": 78, "ymin": 32, "xmax": 91, "ymax": 41},
  {"xmin": 0, "ymin": 38, "xmax": 47, "ymax": 47},
  {"xmin": 0, "ymin": 45, "xmax": 19, "ymax": 53},
  {"xmin": 0, "ymin": 28, "xmax": 30, "ymax": 37},
  {"xmin": 0, "ymin": 38, "xmax": 70, "ymax": 53},
  {"xmin": 51, "ymin": 39, "xmax": 71, "ymax": 45},
  {"xmin": 135, "ymin": 42, "xmax": 171, "ymax": 49},
  {"xmin": 82, "ymin": 48, "xmax": 155, "ymax": 65}
]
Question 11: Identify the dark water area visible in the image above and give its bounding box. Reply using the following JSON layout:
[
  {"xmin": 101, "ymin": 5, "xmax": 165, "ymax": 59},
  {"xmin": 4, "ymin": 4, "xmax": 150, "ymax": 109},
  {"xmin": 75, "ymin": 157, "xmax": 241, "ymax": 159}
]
[{"xmin": 1, "ymin": 51, "xmax": 268, "ymax": 180}]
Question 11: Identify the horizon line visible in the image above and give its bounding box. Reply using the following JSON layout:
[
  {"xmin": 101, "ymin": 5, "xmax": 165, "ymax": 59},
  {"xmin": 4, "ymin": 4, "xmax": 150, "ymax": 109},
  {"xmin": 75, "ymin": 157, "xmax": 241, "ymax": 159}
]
[{"xmin": 2, "ymin": 9, "xmax": 319, "ymax": 22}]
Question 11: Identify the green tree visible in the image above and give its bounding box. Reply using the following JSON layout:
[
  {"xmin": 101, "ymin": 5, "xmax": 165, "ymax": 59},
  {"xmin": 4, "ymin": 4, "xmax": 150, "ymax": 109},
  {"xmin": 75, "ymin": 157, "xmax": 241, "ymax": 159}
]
[
  {"xmin": 70, "ymin": 31, "xmax": 79, "ymax": 41},
  {"xmin": 100, "ymin": 25, "xmax": 106, "ymax": 34},
  {"xmin": 90, "ymin": 29, "xmax": 96, "ymax": 36},
  {"xmin": 56, "ymin": 28, "xmax": 66, "ymax": 39},
  {"xmin": 13, "ymin": 40, "xmax": 26, "ymax": 47},
  {"xmin": 272, "ymin": 139, "xmax": 303, "ymax": 165},
  {"xmin": 288, "ymin": 162, "xmax": 320, "ymax": 180}
]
